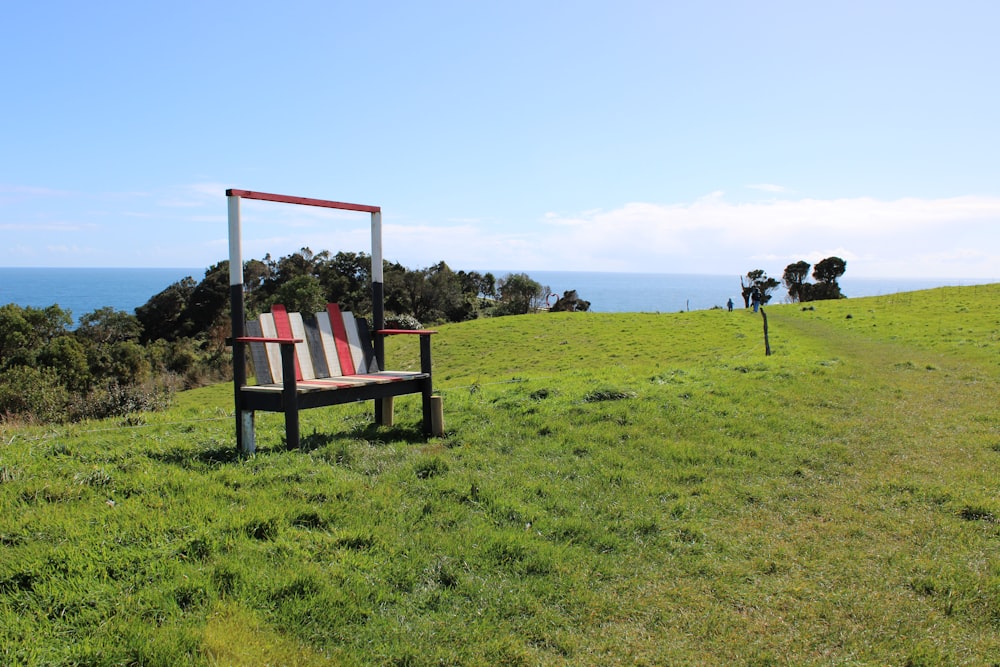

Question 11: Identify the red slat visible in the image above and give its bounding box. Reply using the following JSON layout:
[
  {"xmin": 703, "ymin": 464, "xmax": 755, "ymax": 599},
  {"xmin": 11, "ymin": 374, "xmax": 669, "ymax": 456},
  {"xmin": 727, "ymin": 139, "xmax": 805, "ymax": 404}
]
[
  {"xmin": 271, "ymin": 304, "xmax": 304, "ymax": 381},
  {"xmin": 326, "ymin": 303, "xmax": 357, "ymax": 375}
]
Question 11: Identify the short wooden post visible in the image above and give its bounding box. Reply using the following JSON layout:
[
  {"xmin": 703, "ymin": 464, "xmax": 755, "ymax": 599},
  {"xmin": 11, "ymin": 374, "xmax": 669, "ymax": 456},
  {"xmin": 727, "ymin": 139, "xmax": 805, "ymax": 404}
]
[
  {"xmin": 380, "ymin": 397, "xmax": 394, "ymax": 427},
  {"xmin": 431, "ymin": 395, "xmax": 445, "ymax": 437},
  {"xmin": 761, "ymin": 307, "xmax": 772, "ymax": 356}
]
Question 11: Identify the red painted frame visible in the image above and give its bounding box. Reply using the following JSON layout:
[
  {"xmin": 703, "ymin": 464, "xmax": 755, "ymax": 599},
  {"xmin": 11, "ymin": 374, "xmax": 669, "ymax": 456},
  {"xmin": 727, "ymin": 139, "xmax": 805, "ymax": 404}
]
[{"xmin": 225, "ymin": 189, "xmax": 380, "ymax": 213}]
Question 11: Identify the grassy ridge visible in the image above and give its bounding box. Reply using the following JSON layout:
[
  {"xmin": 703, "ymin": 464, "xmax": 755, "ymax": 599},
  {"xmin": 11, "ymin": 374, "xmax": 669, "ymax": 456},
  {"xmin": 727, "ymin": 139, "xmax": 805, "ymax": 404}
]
[{"xmin": 1, "ymin": 285, "xmax": 999, "ymax": 665}]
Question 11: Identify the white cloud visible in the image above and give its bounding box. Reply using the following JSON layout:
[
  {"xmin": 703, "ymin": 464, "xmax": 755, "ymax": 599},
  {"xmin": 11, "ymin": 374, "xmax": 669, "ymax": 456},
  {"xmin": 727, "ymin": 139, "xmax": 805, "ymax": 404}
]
[
  {"xmin": 399, "ymin": 194, "xmax": 1000, "ymax": 279},
  {"xmin": 488, "ymin": 192, "xmax": 1000, "ymax": 277},
  {"xmin": 10, "ymin": 180, "xmax": 998, "ymax": 279}
]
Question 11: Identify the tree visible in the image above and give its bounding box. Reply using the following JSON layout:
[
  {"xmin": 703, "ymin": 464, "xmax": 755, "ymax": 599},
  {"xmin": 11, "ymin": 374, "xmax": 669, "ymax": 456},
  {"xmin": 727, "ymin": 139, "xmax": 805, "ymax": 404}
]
[
  {"xmin": 73, "ymin": 308, "xmax": 150, "ymax": 387},
  {"xmin": 76, "ymin": 307, "xmax": 142, "ymax": 345},
  {"xmin": 813, "ymin": 256, "xmax": 846, "ymax": 283},
  {"xmin": 183, "ymin": 261, "xmax": 231, "ymax": 334},
  {"xmin": 424, "ymin": 262, "xmax": 470, "ymax": 322},
  {"xmin": 269, "ymin": 274, "xmax": 326, "ymax": 314},
  {"xmin": 136, "ymin": 277, "xmax": 197, "ymax": 342},
  {"xmin": 480, "ymin": 272, "xmax": 497, "ymax": 300},
  {"xmin": 0, "ymin": 304, "xmax": 73, "ymax": 365},
  {"xmin": 0, "ymin": 304, "xmax": 36, "ymax": 365},
  {"xmin": 740, "ymin": 270, "xmax": 780, "ymax": 308},
  {"xmin": 550, "ymin": 290, "xmax": 591, "ymax": 312},
  {"xmin": 316, "ymin": 251, "xmax": 371, "ymax": 315},
  {"xmin": 812, "ymin": 256, "xmax": 847, "ymax": 300},
  {"xmin": 782, "ymin": 261, "xmax": 812, "ymax": 303},
  {"xmin": 497, "ymin": 273, "xmax": 546, "ymax": 315},
  {"xmin": 88, "ymin": 341, "xmax": 151, "ymax": 387},
  {"xmin": 782, "ymin": 256, "xmax": 847, "ymax": 302},
  {"xmin": 38, "ymin": 335, "xmax": 92, "ymax": 392},
  {"xmin": 456, "ymin": 270, "xmax": 497, "ymax": 302}
]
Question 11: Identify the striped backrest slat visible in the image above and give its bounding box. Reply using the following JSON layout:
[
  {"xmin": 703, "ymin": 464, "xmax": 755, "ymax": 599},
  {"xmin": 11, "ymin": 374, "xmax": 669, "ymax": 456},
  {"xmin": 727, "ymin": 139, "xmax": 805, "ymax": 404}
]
[
  {"xmin": 244, "ymin": 319, "xmax": 273, "ymax": 384},
  {"xmin": 258, "ymin": 312, "xmax": 283, "ymax": 382},
  {"xmin": 326, "ymin": 304, "xmax": 357, "ymax": 375},
  {"xmin": 287, "ymin": 311, "xmax": 316, "ymax": 380},
  {"xmin": 303, "ymin": 319, "xmax": 330, "ymax": 378},
  {"xmin": 315, "ymin": 310, "xmax": 344, "ymax": 377},
  {"xmin": 271, "ymin": 305, "xmax": 311, "ymax": 381},
  {"xmin": 354, "ymin": 316, "xmax": 380, "ymax": 373},
  {"xmin": 247, "ymin": 304, "xmax": 386, "ymax": 385},
  {"xmin": 340, "ymin": 310, "xmax": 368, "ymax": 374}
]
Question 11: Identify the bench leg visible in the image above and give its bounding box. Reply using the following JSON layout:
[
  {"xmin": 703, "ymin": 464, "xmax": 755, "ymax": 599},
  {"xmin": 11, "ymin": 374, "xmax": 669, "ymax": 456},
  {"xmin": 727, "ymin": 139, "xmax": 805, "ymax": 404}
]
[
  {"xmin": 279, "ymin": 344, "xmax": 300, "ymax": 449},
  {"xmin": 239, "ymin": 410, "xmax": 256, "ymax": 456},
  {"xmin": 285, "ymin": 407, "xmax": 300, "ymax": 450}
]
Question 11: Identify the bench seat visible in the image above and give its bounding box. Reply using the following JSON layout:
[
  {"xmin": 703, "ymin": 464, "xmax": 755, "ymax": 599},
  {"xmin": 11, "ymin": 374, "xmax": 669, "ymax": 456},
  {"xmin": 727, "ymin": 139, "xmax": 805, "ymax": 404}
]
[{"xmin": 234, "ymin": 303, "xmax": 437, "ymax": 450}]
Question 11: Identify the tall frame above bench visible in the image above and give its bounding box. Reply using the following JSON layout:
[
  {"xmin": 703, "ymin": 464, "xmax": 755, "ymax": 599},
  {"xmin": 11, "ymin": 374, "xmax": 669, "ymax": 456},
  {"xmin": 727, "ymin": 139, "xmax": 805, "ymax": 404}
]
[{"xmin": 226, "ymin": 189, "xmax": 434, "ymax": 454}]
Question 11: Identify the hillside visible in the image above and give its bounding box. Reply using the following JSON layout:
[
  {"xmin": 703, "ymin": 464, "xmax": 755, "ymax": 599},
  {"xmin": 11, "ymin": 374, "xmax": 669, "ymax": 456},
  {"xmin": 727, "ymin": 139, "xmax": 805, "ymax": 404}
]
[{"xmin": 2, "ymin": 284, "xmax": 999, "ymax": 665}]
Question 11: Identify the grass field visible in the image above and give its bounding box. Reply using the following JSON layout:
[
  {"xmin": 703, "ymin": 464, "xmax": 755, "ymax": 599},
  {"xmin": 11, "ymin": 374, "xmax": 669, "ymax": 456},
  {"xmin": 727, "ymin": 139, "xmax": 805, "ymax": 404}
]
[{"xmin": 1, "ymin": 285, "xmax": 999, "ymax": 666}]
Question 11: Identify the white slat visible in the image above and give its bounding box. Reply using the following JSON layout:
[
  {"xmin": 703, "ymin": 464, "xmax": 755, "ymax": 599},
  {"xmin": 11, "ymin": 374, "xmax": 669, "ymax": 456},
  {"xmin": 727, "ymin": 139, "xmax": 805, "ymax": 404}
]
[
  {"xmin": 287, "ymin": 312, "xmax": 315, "ymax": 380},
  {"xmin": 258, "ymin": 313, "xmax": 282, "ymax": 383},
  {"xmin": 341, "ymin": 311, "xmax": 367, "ymax": 374}
]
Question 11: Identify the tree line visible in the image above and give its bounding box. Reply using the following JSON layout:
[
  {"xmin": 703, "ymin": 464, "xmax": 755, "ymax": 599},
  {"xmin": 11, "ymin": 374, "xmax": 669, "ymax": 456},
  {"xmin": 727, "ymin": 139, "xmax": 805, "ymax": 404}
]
[
  {"xmin": 0, "ymin": 250, "xmax": 588, "ymax": 424},
  {"xmin": 739, "ymin": 257, "xmax": 848, "ymax": 306},
  {"xmin": 135, "ymin": 248, "xmax": 587, "ymax": 343}
]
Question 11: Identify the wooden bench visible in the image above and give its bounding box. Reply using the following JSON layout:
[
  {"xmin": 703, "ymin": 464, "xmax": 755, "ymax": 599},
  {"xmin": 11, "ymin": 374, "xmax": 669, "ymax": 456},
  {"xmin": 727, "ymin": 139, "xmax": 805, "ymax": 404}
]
[{"xmin": 234, "ymin": 303, "xmax": 438, "ymax": 450}]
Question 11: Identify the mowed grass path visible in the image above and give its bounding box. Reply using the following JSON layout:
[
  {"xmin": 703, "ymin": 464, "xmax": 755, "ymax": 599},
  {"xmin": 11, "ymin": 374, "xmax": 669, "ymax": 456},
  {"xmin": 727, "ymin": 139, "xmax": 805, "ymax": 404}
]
[{"xmin": 1, "ymin": 285, "xmax": 998, "ymax": 665}]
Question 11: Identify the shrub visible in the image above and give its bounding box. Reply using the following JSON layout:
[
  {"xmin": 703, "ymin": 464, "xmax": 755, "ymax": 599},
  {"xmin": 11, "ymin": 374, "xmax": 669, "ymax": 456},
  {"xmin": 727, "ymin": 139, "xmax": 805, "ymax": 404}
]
[
  {"xmin": 37, "ymin": 335, "xmax": 92, "ymax": 392},
  {"xmin": 384, "ymin": 313, "xmax": 424, "ymax": 330},
  {"xmin": 0, "ymin": 366, "xmax": 70, "ymax": 423},
  {"xmin": 68, "ymin": 380, "xmax": 172, "ymax": 422}
]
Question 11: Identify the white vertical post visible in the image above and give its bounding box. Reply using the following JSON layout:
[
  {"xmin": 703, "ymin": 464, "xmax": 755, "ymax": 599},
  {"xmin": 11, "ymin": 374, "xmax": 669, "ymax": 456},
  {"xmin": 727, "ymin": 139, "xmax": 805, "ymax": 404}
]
[
  {"xmin": 371, "ymin": 209, "xmax": 385, "ymax": 336},
  {"xmin": 228, "ymin": 193, "xmax": 254, "ymax": 455},
  {"xmin": 228, "ymin": 195, "xmax": 244, "ymax": 288}
]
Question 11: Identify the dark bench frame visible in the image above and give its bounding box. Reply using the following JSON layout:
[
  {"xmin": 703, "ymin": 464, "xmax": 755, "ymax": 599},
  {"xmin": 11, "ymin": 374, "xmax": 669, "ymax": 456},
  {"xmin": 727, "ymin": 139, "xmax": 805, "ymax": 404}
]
[{"xmin": 226, "ymin": 189, "xmax": 437, "ymax": 454}]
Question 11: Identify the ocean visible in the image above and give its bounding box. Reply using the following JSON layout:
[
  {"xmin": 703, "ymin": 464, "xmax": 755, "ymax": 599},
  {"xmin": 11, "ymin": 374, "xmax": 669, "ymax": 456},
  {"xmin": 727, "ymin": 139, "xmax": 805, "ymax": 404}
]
[
  {"xmin": 0, "ymin": 267, "xmax": 202, "ymax": 323},
  {"xmin": 511, "ymin": 271, "xmax": 992, "ymax": 313},
  {"xmin": 0, "ymin": 267, "xmax": 993, "ymax": 323}
]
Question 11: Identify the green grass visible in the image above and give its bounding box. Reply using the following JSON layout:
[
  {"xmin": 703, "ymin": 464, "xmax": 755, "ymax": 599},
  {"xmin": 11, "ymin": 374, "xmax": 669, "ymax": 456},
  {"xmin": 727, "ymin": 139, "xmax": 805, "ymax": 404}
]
[{"xmin": 2, "ymin": 285, "xmax": 1000, "ymax": 666}]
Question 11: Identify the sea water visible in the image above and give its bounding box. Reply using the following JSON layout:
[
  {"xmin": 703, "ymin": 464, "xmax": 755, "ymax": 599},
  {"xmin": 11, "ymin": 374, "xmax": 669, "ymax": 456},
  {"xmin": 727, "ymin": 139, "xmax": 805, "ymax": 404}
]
[
  {"xmin": 0, "ymin": 267, "xmax": 201, "ymax": 323},
  {"xmin": 0, "ymin": 266, "xmax": 992, "ymax": 321},
  {"xmin": 501, "ymin": 271, "xmax": 990, "ymax": 313}
]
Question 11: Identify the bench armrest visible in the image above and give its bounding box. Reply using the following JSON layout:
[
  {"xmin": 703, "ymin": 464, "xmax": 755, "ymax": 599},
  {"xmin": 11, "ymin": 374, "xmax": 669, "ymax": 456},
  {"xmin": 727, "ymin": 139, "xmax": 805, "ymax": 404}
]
[
  {"xmin": 374, "ymin": 329, "xmax": 436, "ymax": 375},
  {"xmin": 237, "ymin": 336, "xmax": 299, "ymax": 393}
]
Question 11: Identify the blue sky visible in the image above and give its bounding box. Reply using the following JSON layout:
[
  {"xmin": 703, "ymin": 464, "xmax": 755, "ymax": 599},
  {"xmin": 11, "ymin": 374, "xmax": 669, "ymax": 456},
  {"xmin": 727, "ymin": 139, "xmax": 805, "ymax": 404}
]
[{"xmin": 3, "ymin": 1, "xmax": 999, "ymax": 279}]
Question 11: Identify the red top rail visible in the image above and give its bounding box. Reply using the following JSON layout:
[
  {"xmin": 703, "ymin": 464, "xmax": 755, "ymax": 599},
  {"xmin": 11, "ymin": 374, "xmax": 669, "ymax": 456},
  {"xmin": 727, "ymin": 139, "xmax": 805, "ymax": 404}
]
[{"xmin": 226, "ymin": 189, "xmax": 380, "ymax": 214}]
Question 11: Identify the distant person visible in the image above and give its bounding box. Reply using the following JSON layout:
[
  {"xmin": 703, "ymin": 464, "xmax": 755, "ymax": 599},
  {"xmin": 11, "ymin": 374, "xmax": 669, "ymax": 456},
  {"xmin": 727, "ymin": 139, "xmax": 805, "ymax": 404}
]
[
  {"xmin": 727, "ymin": 298, "xmax": 733, "ymax": 312},
  {"xmin": 751, "ymin": 287, "xmax": 761, "ymax": 313}
]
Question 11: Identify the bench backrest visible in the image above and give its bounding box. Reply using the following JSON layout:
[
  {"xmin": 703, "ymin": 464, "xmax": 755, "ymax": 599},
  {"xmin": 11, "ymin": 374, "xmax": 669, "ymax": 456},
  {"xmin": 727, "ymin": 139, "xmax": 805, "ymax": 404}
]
[{"xmin": 245, "ymin": 303, "xmax": 379, "ymax": 384}]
